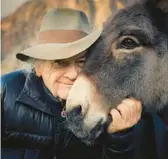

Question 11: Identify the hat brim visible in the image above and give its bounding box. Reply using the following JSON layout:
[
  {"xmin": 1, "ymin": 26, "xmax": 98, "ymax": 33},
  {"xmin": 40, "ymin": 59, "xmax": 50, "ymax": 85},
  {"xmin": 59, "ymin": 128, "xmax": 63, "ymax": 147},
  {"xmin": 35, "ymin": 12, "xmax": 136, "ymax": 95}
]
[{"xmin": 16, "ymin": 29, "xmax": 102, "ymax": 61}]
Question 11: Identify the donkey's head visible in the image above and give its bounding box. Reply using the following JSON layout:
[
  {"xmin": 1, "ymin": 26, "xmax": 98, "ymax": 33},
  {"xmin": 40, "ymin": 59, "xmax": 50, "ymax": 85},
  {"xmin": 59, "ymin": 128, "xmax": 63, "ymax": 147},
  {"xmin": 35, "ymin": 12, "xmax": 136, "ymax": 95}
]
[{"xmin": 66, "ymin": 0, "xmax": 168, "ymax": 145}]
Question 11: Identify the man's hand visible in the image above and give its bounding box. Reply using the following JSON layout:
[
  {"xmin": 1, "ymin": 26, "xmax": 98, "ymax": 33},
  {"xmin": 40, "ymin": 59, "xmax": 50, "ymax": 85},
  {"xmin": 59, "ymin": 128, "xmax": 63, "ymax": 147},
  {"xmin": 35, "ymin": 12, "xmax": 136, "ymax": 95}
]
[{"xmin": 108, "ymin": 98, "xmax": 142, "ymax": 133}]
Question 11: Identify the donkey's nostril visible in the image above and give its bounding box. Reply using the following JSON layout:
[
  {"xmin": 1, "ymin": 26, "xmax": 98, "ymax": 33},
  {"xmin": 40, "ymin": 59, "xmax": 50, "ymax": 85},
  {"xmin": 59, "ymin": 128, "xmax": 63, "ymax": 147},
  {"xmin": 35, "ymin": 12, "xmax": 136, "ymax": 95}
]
[
  {"xmin": 70, "ymin": 105, "xmax": 82, "ymax": 116},
  {"xmin": 74, "ymin": 105, "xmax": 82, "ymax": 115},
  {"xmin": 66, "ymin": 105, "xmax": 82, "ymax": 119}
]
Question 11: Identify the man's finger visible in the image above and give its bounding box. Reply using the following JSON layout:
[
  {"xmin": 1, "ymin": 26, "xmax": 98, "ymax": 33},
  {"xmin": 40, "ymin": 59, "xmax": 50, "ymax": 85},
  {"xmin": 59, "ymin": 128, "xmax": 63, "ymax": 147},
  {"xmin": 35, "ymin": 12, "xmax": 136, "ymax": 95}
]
[
  {"xmin": 122, "ymin": 98, "xmax": 142, "ymax": 113},
  {"xmin": 110, "ymin": 108, "xmax": 121, "ymax": 121},
  {"xmin": 117, "ymin": 103, "xmax": 131, "ymax": 121},
  {"xmin": 108, "ymin": 109, "xmax": 123, "ymax": 132}
]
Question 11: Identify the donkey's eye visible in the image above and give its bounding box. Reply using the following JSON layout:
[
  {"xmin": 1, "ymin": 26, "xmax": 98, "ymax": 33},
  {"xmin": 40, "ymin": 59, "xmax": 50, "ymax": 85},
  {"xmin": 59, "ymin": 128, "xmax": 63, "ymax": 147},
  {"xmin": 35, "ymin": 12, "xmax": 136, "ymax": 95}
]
[{"xmin": 120, "ymin": 37, "xmax": 140, "ymax": 49}]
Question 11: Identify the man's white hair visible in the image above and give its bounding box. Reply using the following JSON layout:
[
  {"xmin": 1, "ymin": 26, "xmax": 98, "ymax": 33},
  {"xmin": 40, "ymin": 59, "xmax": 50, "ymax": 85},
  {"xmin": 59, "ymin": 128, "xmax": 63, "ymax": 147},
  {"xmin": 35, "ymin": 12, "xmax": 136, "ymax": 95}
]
[{"xmin": 20, "ymin": 58, "xmax": 42, "ymax": 73}]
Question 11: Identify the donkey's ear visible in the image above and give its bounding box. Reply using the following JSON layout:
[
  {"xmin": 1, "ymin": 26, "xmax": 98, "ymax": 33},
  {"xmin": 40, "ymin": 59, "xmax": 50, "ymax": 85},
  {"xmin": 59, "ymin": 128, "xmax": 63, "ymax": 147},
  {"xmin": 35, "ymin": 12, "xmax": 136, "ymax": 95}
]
[
  {"xmin": 144, "ymin": 0, "xmax": 168, "ymax": 33},
  {"xmin": 146, "ymin": 0, "xmax": 168, "ymax": 13},
  {"xmin": 156, "ymin": 0, "xmax": 168, "ymax": 13},
  {"xmin": 156, "ymin": 0, "xmax": 168, "ymax": 28}
]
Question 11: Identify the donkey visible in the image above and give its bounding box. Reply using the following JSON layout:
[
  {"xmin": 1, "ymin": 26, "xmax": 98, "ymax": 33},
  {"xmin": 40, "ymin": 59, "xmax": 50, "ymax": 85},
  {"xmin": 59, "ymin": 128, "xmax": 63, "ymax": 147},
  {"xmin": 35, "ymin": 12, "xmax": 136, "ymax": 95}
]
[{"xmin": 66, "ymin": 0, "xmax": 168, "ymax": 145}]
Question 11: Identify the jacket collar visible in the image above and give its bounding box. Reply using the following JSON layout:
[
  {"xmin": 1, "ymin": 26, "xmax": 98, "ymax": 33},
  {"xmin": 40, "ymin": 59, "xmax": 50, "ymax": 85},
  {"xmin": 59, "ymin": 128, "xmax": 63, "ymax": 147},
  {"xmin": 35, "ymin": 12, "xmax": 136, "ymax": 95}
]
[{"xmin": 16, "ymin": 71, "xmax": 63, "ymax": 116}]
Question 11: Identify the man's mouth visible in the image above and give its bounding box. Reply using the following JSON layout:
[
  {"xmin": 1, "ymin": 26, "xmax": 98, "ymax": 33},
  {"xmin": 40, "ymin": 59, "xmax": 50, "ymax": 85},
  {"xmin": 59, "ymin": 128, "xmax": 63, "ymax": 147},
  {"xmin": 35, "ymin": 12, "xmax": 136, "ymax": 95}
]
[
  {"xmin": 58, "ymin": 82, "xmax": 73, "ymax": 87},
  {"xmin": 58, "ymin": 81, "xmax": 73, "ymax": 85}
]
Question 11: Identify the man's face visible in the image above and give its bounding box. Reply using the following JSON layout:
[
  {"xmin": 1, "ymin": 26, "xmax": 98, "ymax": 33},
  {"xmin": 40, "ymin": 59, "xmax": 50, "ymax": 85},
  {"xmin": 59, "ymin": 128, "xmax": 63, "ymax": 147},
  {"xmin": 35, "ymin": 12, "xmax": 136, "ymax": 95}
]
[{"xmin": 36, "ymin": 52, "xmax": 86, "ymax": 100}]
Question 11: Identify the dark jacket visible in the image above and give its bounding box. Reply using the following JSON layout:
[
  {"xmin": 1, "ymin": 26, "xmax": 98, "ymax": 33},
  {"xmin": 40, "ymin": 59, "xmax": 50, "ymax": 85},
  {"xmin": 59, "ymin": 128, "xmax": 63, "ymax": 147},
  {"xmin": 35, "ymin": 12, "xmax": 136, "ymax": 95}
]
[{"xmin": 1, "ymin": 70, "xmax": 134, "ymax": 159}]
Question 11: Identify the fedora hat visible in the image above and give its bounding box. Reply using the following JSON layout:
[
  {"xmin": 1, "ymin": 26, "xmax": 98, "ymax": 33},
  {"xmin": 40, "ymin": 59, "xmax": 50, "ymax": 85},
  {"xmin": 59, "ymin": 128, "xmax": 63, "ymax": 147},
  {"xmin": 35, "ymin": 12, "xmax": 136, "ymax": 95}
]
[{"xmin": 16, "ymin": 8, "xmax": 102, "ymax": 61}]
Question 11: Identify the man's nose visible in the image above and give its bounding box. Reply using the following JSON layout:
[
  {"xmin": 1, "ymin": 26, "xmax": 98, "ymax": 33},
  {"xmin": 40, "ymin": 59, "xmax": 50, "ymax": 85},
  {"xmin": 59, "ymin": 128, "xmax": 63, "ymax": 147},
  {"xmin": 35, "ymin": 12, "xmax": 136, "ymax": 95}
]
[{"xmin": 64, "ymin": 64, "xmax": 80, "ymax": 80}]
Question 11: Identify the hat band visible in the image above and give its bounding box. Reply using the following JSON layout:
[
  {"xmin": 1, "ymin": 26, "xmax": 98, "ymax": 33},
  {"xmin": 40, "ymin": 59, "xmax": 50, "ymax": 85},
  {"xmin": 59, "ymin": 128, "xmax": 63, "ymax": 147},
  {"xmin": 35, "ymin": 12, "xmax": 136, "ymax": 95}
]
[{"xmin": 36, "ymin": 30, "xmax": 88, "ymax": 44}]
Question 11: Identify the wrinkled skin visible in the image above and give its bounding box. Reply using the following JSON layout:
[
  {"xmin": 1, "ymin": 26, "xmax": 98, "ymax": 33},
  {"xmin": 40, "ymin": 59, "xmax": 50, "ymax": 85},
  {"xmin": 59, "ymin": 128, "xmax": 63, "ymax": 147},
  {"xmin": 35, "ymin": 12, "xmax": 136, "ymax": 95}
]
[{"xmin": 66, "ymin": 0, "xmax": 168, "ymax": 145}]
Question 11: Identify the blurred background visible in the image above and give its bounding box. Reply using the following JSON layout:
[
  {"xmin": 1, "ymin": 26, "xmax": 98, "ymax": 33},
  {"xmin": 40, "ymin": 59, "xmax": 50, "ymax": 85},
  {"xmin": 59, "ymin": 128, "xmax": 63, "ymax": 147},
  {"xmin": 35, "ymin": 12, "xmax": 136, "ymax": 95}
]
[{"xmin": 1, "ymin": 0, "xmax": 128, "ymax": 74}]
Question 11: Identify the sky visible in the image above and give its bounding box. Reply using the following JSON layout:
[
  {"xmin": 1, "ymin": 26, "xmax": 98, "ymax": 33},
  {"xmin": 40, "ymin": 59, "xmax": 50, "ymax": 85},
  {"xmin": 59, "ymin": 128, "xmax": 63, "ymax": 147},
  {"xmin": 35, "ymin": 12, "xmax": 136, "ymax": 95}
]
[{"xmin": 1, "ymin": 0, "xmax": 29, "ymax": 18}]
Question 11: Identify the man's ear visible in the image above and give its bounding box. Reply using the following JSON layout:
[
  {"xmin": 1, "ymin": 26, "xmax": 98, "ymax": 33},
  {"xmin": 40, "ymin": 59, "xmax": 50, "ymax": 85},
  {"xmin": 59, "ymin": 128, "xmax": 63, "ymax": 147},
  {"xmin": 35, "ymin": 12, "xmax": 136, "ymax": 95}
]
[
  {"xmin": 34, "ymin": 67, "xmax": 42, "ymax": 77},
  {"xmin": 34, "ymin": 62, "xmax": 42, "ymax": 77}
]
